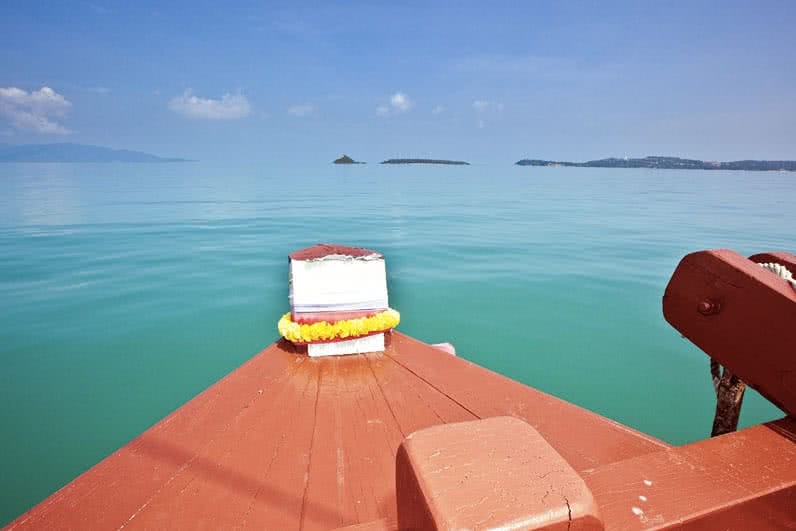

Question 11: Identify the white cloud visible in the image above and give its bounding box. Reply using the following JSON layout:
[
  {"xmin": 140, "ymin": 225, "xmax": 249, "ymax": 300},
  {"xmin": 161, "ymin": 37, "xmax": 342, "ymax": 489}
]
[
  {"xmin": 377, "ymin": 92, "xmax": 413, "ymax": 116},
  {"xmin": 287, "ymin": 103, "xmax": 314, "ymax": 117},
  {"xmin": 473, "ymin": 100, "xmax": 504, "ymax": 129},
  {"xmin": 473, "ymin": 100, "xmax": 504, "ymax": 113},
  {"xmin": 432, "ymin": 105, "xmax": 445, "ymax": 115},
  {"xmin": 0, "ymin": 86, "xmax": 72, "ymax": 134},
  {"xmin": 168, "ymin": 90, "xmax": 251, "ymax": 120},
  {"xmin": 390, "ymin": 92, "xmax": 413, "ymax": 112},
  {"xmin": 473, "ymin": 100, "xmax": 503, "ymax": 129}
]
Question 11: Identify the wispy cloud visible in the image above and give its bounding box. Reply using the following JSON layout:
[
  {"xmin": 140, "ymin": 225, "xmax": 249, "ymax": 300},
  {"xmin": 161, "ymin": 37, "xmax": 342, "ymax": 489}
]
[
  {"xmin": 473, "ymin": 99, "xmax": 503, "ymax": 129},
  {"xmin": 287, "ymin": 103, "xmax": 314, "ymax": 117},
  {"xmin": 431, "ymin": 105, "xmax": 445, "ymax": 115},
  {"xmin": 168, "ymin": 90, "xmax": 251, "ymax": 120},
  {"xmin": 473, "ymin": 100, "xmax": 504, "ymax": 113},
  {"xmin": 0, "ymin": 86, "xmax": 72, "ymax": 134},
  {"xmin": 390, "ymin": 92, "xmax": 412, "ymax": 112},
  {"xmin": 377, "ymin": 92, "xmax": 413, "ymax": 116},
  {"xmin": 453, "ymin": 53, "xmax": 618, "ymax": 82},
  {"xmin": 87, "ymin": 86, "xmax": 111, "ymax": 94}
]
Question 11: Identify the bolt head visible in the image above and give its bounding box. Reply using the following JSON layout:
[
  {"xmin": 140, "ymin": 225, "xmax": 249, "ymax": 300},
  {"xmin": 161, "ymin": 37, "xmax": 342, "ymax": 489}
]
[{"xmin": 698, "ymin": 300, "xmax": 720, "ymax": 315}]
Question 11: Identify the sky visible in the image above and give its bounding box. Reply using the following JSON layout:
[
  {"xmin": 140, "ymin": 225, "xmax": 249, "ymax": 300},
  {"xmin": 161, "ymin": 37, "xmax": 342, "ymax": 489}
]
[{"xmin": 1, "ymin": 1, "xmax": 795, "ymax": 164}]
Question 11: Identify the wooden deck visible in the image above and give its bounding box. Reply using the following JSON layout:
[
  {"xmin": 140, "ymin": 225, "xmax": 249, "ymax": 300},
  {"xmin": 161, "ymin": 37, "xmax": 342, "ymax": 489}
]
[{"xmin": 7, "ymin": 332, "xmax": 668, "ymax": 530}]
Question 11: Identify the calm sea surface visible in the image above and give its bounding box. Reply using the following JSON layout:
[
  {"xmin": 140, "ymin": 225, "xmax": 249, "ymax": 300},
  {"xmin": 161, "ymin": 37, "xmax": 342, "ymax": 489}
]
[{"xmin": 0, "ymin": 162, "xmax": 793, "ymax": 523}]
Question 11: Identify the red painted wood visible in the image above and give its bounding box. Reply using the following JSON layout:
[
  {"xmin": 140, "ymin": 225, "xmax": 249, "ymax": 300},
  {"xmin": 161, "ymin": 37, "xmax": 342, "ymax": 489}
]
[
  {"xmin": 331, "ymin": 517, "xmax": 397, "ymax": 531},
  {"xmin": 582, "ymin": 417, "xmax": 796, "ymax": 529},
  {"xmin": 316, "ymin": 354, "xmax": 404, "ymax": 528},
  {"xmin": 130, "ymin": 357, "xmax": 320, "ymax": 529},
  {"xmin": 430, "ymin": 342, "xmax": 456, "ymax": 355},
  {"xmin": 365, "ymin": 352, "xmax": 477, "ymax": 434},
  {"xmin": 750, "ymin": 251, "xmax": 796, "ymax": 273},
  {"xmin": 387, "ymin": 333, "xmax": 669, "ymax": 472},
  {"xmin": 6, "ymin": 334, "xmax": 668, "ymax": 529},
  {"xmin": 289, "ymin": 244, "xmax": 381, "ymax": 261},
  {"xmin": 663, "ymin": 249, "xmax": 796, "ymax": 416},
  {"xmin": 397, "ymin": 417, "xmax": 603, "ymax": 530},
  {"xmin": 6, "ymin": 345, "xmax": 306, "ymax": 531},
  {"xmin": 292, "ymin": 309, "xmax": 384, "ymax": 324}
]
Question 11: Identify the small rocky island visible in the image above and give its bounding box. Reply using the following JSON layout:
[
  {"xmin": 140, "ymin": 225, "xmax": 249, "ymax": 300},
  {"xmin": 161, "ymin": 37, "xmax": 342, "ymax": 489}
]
[
  {"xmin": 333, "ymin": 154, "xmax": 364, "ymax": 164},
  {"xmin": 380, "ymin": 158, "xmax": 470, "ymax": 165},
  {"xmin": 516, "ymin": 155, "xmax": 796, "ymax": 172}
]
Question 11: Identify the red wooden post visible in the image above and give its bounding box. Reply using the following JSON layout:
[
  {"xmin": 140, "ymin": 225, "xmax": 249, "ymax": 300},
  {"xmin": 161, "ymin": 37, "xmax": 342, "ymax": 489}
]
[{"xmin": 663, "ymin": 250, "xmax": 796, "ymax": 424}]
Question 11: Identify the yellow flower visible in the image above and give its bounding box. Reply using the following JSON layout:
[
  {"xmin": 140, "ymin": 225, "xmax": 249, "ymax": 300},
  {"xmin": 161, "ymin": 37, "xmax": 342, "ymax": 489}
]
[{"xmin": 277, "ymin": 309, "xmax": 400, "ymax": 344}]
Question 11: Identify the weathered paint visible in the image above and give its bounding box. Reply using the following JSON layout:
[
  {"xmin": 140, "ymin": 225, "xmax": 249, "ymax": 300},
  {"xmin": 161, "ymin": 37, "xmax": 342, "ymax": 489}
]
[
  {"xmin": 663, "ymin": 249, "xmax": 796, "ymax": 416},
  {"xmin": 7, "ymin": 248, "xmax": 794, "ymax": 530},
  {"xmin": 750, "ymin": 252, "xmax": 796, "ymax": 275},
  {"xmin": 396, "ymin": 417, "xmax": 603, "ymax": 530},
  {"xmin": 289, "ymin": 244, "xmax": 381, "ymax": 261},
  {"xmin": 582, "ymin": 417, "xmax": 796, "ymax": 529},
  {"xmin": 6, "ymin": 333, "xmax": 666, "ymax": 530},
  {"xmin": 430, "ymin": 342, "xmax": 456, "ymax": 356}
]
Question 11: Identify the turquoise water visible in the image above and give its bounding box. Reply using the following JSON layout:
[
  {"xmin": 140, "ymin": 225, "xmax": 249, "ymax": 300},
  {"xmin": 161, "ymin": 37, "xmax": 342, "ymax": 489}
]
[{"xmin": 0, "ymin": 162, "xmax": 792, "ymax": 524}]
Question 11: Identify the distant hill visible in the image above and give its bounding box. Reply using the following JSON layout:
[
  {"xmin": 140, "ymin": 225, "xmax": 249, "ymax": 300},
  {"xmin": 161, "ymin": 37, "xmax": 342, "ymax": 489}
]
[
  {"xmin": 0, "ymin": 143, "xmax": 191, "ymax": 163},
  {"xmin": 516, "ymin": 155, "xmax": 796, "ymax": 172},
  {"xmin": 381, "ymin": 158, "xmax": 469, "ymax": 165},
  {"xmin": 333, "ymin": 154, "xmax": 365, "ymax": 164}
]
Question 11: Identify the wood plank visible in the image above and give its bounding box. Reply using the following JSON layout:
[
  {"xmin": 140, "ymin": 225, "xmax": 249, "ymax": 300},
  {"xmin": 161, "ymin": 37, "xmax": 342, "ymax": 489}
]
[
  {"xmin": 238, "ymin": 358, "xmax": 321, "ymax": 530},
  {"xmin": 582, "ymin": 417, "xmax": 796, "ymax": 529},
  {"xmin": 339, "ymin": 354, "xmax": 405, "ymax": 526},
  {"xmin": 301, "ymin": 354, "xmax": 405, "ymax": 530},
  {"xmin": 331, "ymin": 517, "xmax": 397, "ymax": 531},
  {"xmin": 386, "ymin": 332, "xmax": 669, "ymax": 471},
  {"xmin": 9, "ymin": 330, "xmax": 792, "ymax": 530},
  {"xmin": 7, "ymin": 343, "xmax": 306, "ymax": 530},
  {"xmin": 365, "ymin": 352, "xmax": 478, "ymax": 435},
  {"xmin": 124, "ymin": 350, "xmax": 319, "ymax": 529},
  {"xmin": 300, "ymin": 357, "xmax": 348, "ymax": 531}
]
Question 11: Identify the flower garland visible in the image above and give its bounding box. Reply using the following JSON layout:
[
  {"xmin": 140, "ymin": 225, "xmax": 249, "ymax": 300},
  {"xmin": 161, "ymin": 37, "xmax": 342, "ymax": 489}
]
[{"xmin": 278, "ymin": 308, "xmax": 400, "ymax": 344}]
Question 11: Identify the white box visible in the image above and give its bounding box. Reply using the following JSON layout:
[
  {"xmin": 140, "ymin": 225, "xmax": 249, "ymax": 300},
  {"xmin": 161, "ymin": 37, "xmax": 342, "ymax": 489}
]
[
  {"xmin": 307, "ymin": 333, "xmax": 385, "ymax": 357},
  {"xmin": 290, "ymin": 253, "xmax": 388, "ymax": 313}
]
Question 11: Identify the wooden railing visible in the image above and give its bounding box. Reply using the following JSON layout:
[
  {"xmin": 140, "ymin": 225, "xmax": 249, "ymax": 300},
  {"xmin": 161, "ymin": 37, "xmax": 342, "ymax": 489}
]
[{"xmin": 391, "ymin": 249, "xmax": 795, "ymax": 530}]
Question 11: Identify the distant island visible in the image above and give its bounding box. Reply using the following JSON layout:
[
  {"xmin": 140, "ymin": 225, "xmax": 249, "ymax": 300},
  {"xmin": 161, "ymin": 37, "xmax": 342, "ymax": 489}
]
[
  {"xmin": 0, "ymin": 143, "xmax": 191, "ymax": 163},
  {"xmin": 333, "ymin": 154, "xmax": 365, "ymax": 164},
  {"xmin": 516, "ymin": 155, "xmax": 796, "ymax": 172},
  {"xmin": 381, "ymin": 158, "xmax": 470, "ymax": 165}
]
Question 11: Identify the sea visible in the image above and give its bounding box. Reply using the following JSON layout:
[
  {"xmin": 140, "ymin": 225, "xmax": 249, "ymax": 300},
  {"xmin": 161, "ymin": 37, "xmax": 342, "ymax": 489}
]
[{"xmin": 0, "ymin": 162, "xmax": 793, "ymax": 524}]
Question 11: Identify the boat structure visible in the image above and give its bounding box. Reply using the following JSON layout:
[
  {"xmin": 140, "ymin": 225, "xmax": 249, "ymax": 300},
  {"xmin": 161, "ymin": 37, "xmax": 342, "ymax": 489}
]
[{"xmin": 7, "ymin": 245, "xmax": 795, "ymax": 530}]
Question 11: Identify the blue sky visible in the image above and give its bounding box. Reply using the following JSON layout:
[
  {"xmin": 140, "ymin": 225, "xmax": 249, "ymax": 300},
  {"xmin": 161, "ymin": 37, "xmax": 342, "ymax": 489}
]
[{"xmin": 1, "ymin": 1, "xmax": 795, "ymax": 163}]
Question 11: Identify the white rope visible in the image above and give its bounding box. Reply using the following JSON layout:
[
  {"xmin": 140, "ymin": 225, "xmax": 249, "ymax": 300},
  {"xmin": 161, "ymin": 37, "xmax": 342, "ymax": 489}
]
[{"xmin": 758, "ymin": 262, "xmax": 796, "ymax": 290}]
